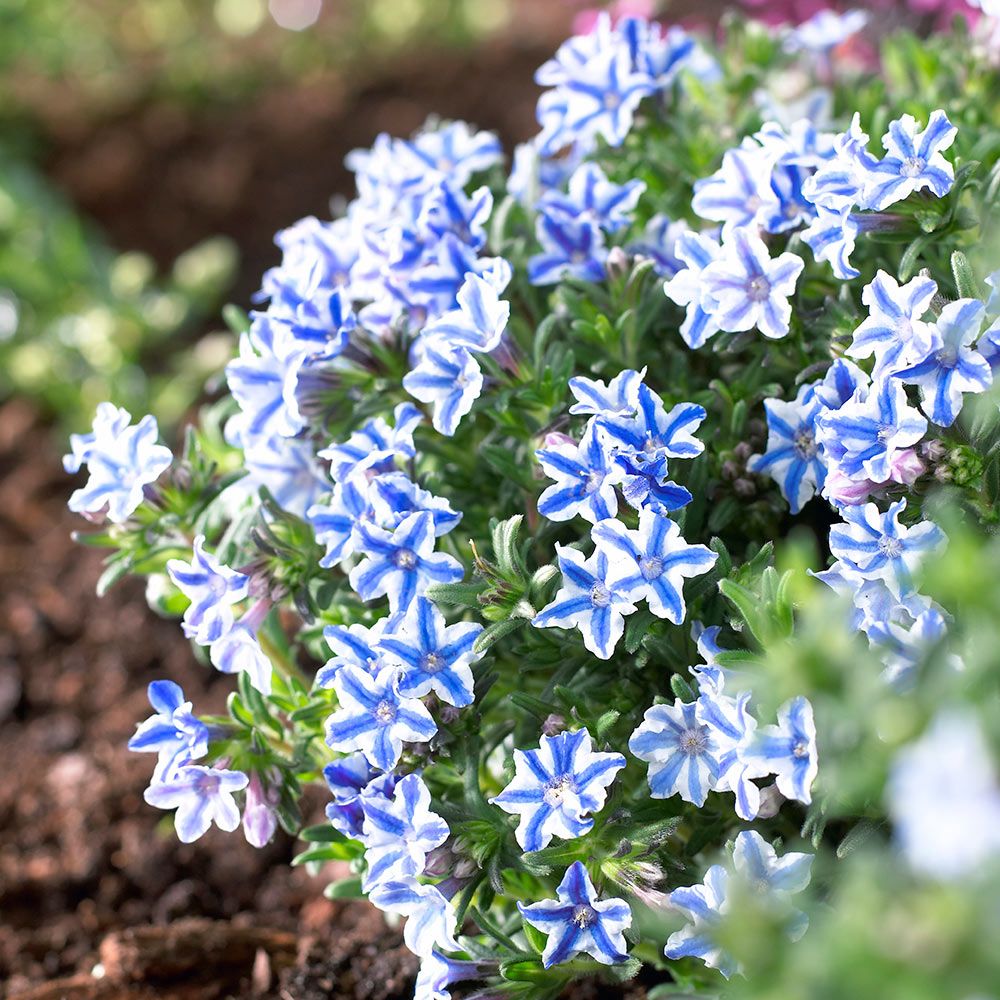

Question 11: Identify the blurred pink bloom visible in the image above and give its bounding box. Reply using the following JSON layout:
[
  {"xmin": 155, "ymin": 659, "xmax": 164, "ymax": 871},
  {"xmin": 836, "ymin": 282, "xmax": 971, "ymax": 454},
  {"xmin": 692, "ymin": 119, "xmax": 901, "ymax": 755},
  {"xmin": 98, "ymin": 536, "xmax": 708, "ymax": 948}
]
[{"xmin": 572, "ymin": 0, "xmax": 656, "ymax": 34}]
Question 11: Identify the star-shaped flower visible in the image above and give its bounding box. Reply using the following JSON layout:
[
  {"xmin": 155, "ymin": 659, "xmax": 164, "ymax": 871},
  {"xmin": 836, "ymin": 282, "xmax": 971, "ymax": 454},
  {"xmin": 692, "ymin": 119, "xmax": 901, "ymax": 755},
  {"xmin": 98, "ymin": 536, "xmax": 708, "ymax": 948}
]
[
  {"xmin": 360, "ymin": 773, "xmax": 450, "ymax": 891},
  {"xmin": 66, "ymin": 404, "xmax": 172, "ymax": 523},
  {"xmin": 592, "ymin": 509, "xmax": 717, "ymax": 623},
  {"xmin": 316, "ymin": 620, "xmax": 388, "ymax": 688},
  {"xmin": 532, "ymin": 545, "xmax": 638, "ymax": 660},
  {"xmin": 167, "ymin": 535, "xmax": 249, "ymax": 646},
  {"xmin": 665, "ymin": 865, "xmax": 736, "ymax": 978},
  {"xmin": 846, "ymin": 270, "xmax": 938, "ymax": 378},
  {"xmin": 629, "ymin": 699, "xmax": 723, "ymax": 806},
  {"xmin": 599, "ymin": 383, "xmax": 706, "ymax": 469},
  {"xmin": 378, "ymin": 597, "xmax": 482, "ymax": 707},
  {"xmin": 894, "ymin": 298, "xmax": 993, "ymax": 427},
  {"xmin": 744, "ymin": 696, "xmax": 819, "ymax": 805},
  {"xmin": 307, "ymin": 474, "xmax": 376, "ymax": 569},
  {"xmin": 319, "ymin": 403, "xmax": 423, "ymax": 480},
  {"xmin": 536, "ymin": 421, "xmax": 625, "ymax": 524},
  {"xmin": 528, "ymin": 211, "xmax": 607, "ymax": 286},
  {"xmin": 828, "ymin": 499, "xmax": 945, "ymax": 600},
  {"xmin": 127, "ymin": 680, "xmax": 209, "ymax": 779},
  {"xmin": 420, "ymin": 263, "xmax": 511, "ymax": 354},
  {"xmin": 568, "ymin": 367, "xmax": 646, "ymax": 417},
  {"xmin": 691, "ymin": 143, "xmax": 780, "ymax": 232},
  {"xmin": 144, "ymin": 764, "xmax": 249, "ymax": 844},
  {"xmin": 662, "ymin": 231, "xmax": 723, "ymax": 349},
  {"xmin": 815, "ymin": 378, "xmax": 927, "ymax": 484},
  {"xmin": 350, "ymin": 511, "xmax": 464, "ymax": 616},
  {"xmin": 518, "ymin": 862, "xmax": 632, "ymax": 968},
  {"xmin": 701, "ymin": 227, "xmax": 805, "ymax": 340},
  {"xmin": 324, "ymin": 664, "xmax": 437, "ymax": 772},
  {"xmin": 865, "ymin": 110, "xmax": 957, "ymax": 211},
  {"xmin": 539, "ymin": 162, "xmax": 646, "ymax": 233},
  {"xmin": 403, "ymin": 343, "xmax": 484, "ymax": 437},
  {"xmin": 491, "ymin": 728, "xmax": 626, "ymax": 851},
  {"xmin": 748, "ymin": 384, "xmax": 828, "ymax": 514},
  {"xmin": 323, "ymin": 752, "xmax": 396, "ymax": 840},
  {"xmin": 368, "ymin": 473, "xmax": 462, "ymax": 537},
  {"xmin": 368, "ymin": 878, "xmax": 460, "ymax": 959}
]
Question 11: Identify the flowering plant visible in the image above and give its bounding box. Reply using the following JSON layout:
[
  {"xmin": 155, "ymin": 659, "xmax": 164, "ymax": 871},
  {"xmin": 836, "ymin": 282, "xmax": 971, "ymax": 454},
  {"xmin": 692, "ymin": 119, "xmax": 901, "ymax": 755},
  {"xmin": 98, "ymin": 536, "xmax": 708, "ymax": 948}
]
[{"xmin": 66, "ymin": 6, "xmax": 1000, "ymax": 998}]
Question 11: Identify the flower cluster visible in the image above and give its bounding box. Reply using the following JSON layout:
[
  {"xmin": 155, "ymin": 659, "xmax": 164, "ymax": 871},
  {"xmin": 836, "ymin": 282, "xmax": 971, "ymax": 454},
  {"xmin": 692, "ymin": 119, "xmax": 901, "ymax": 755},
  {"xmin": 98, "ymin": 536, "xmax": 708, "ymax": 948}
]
[{"xmin": 64, "ymin": 8, "xmax": 1000, "ymax": 1000}]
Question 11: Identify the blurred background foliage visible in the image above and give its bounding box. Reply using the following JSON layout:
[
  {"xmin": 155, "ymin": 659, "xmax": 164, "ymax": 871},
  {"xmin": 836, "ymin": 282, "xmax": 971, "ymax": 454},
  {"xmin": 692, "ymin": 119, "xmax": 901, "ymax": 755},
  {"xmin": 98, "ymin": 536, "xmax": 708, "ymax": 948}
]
[{"xmin": 0, "ymin": 0, "xmax": 559, "ymax": 427}]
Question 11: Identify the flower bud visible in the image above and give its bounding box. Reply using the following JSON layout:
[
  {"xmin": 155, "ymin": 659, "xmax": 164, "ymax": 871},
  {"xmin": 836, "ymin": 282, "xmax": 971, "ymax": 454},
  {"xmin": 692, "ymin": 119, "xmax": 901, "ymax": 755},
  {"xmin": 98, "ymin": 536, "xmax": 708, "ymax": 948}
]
[{"xmin": 243, "ymin": 772, "xmax": 279, "ymax": 848}]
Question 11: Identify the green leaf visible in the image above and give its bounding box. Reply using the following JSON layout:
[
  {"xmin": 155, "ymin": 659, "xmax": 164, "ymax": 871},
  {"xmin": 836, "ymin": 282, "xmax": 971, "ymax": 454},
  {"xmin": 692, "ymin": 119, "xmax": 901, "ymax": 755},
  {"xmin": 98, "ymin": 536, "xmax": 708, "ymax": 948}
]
[
  {"xmin": 474, "ymin": 616, "xmax": 526, "ymax": 653},
  {"xmin": 298, "ymin": 823, "xmax": 347, "ymax": 843},
  {"xmin": 323, "ymin": 876, "xmax": 365, "ymax": 899},
  {"xmin": 951, "ymin": 250, "xmax": 982, "ymax": 300}
]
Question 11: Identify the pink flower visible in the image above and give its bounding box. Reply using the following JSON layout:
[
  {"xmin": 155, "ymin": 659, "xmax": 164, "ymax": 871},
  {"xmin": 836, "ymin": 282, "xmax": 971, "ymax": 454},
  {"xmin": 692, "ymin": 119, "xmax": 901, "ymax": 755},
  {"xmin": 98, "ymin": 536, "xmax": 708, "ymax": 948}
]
[{"xmin": 571, "ymin": 0, "xmax": 656, "ymax": 34}]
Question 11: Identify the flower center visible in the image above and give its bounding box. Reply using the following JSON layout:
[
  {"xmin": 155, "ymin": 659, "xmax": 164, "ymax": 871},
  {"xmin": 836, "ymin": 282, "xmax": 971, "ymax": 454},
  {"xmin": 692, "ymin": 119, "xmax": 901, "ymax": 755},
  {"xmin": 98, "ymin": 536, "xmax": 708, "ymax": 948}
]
[
  {"xmin": 604, "ymin": 92, "xmax": 621, "ymax": 110},
  {"xmin": 747, "ymin": 276, "xmax": 771, "ymax": 302},
  {"xmin": 583, "ymin": 469, "xmax": 604, "ymax": 494},
  {"xmin": 878, "ymin": 535, "xmax": 902, "ymax": 558},
  {"xmin": 572, "ymin": 904, "xmax": 596, "ymax": 928},
  {"xmin": 794, "ymin": 427, "xmax": 817, "ymax": 459},
  {"xmin": 589, "ymin": 582, "xmax": 611, "ymax": 608},
  {"xmin": 876, "ymin": 422, "xmax": 894, "ymax": 443},
  {"xmin": 792, "ymin": 740, "xmax": 810, "ymax": 759},
  {"xmin": 543, "ymin": 773, "xmax": 576, "ymax": 805},
  {"xmin": 374, "ymin": 700, "xmax": 397, "ymax": 725},
  {"xmin": 678, "ymin": 726, "xmax": 708, "ymax": 755},
  {"xmin": 639, "ymin": 555, "xmax": 663, "ymax": 580},
  {"xmin": 394, "ymin": 548, "xmax": 417, "ymax": 570},
  {"xmin": 196, "ymin": 773, "xmax": 220, "ymax": 794},
  {"xmin": 421, "ymin": 652, "xmax": 443, "ymax": 674},
  {"xmin": 900, "ymin": 156, "xmax": 926, "ymax": 178},
  {"xmin": 209, "ymin": 574, "xmax": 229, "ymax": 598},
  {"xmin": 935, "ymin": 346, "xmax": 958, "ymax": 368}
]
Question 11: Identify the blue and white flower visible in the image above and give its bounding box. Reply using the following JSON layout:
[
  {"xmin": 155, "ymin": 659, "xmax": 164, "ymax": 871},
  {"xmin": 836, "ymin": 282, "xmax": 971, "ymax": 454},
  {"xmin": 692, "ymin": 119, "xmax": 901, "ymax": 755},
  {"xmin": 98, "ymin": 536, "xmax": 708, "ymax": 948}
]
[
  {"xmin": 701, "ymin": 227, "xmax": 804, "ymax": 340},
  {"xmin": 664, "ymin": 864, "xmax": 736, "ymax": 978},
  {"xmin": 319, "ymin": 403, "xmax": 423, "ymax": 481},
  {"xmin": 324, "ymin": 664, "xmax": 437, "ymax": 772},
  {"xmin": 692, "ymin": 143, "xmax": 780, "ymax": 232},
  {"xmin": 420, "ymin": 265, "xmax": 511, "ymax": 354},
  {"xmin": 368, "ymin": 878, "xmax": 460, "ymax": 958},
  {"xmin": 403, "ymin": 343, "xmax": 484, "ymax": 437},
  {"xmin": 378, "ymin": 597, "xmax": 482, "ymax": 707},
  {"xmin": 828, "ymin": 499, "xmax": 945, "ymax": 599},
  {"xmin": 732, "ymin": 830, "xmax": 813, "ymax": 899},
  {"xmin": 662, "ymin": 230, "xmax": 723, "ymax": 349},
  {"xmin": 627, "ymin": 215, "xmax": 686, "ymax": 277},
  {"xmin": 599, "ymin": 384, "xmax": 706, "ymax": 469},
  {"xmin": 568, "ymin": 367, "xmax": 645, "ymax": 417},
  {"xmin": 894, "ymin": 298, "xmax": 993, "ymax": 427},
  {"xmin": 847, "ymin": 270, "xmax": 938, "ymax": 378},
  {"xmin": 317, "ymin": 620, "xmax": 388, "ymax": 688},
  {"xmin": 65, "ymin": 405, "xmax": 172, "ymax": 523},
  {"xmin": 629, "ymin": 699, "xmax": 722, "ymax": 806},
  {"xmin": 539, "ymin": 162, "xmax": 645, "ymax": 233},
  {"xmin": 592, "ymin": 509, "xmax": 718, "ymax": 624},
  {"xmin": 323, "ymin": 752, "xmax": 396, "ymax": 840},
  {"xmin": 865, "ymin": 110, "xmax": 957, "ymax": 211},
  {"xmin": 744, "ymin": 696, "xmax": 819, "ymax": 805},
  {"xmin": 368, "ymin": 473, "xmax": 462, "ymax": 537},
  {"xmin": 536, "ymin": 421, "xmax": 624, "ymax": 524},
  {"xmin": 360, "ymin": 773, "xmax": 450, "ymax": 891},
  {"xmin": 748, "ymin": 384, "xmax": 828, "ymax": 514},
  {"xmin": 816, "ymin": 378, "xmax": 927, "ymax": 483},
  {"xmin": 518, "ymin": 861, "xmax": 632, "ymax": 968},
  {"xmin": 208, "ymin": 622, "xmax": 274, "ymax": 696},
  {"xmin": 349, "ymin": 511, "xmax": 464, "ymax": 616},
  {"xmin": 128, "ymin": 680, "xmax": 209, "ymax": 779},
  {"xmin": 167, "ymin": 536, "xmax": 249, "ymax": 646},
  {"xmin": 532, "ymin": 545, "xmax": 637, "ymax": 660},
  {"xmin": 307, "ymin": 474, "xmax": 376, "ymax": 569},
  {"xmin": 491, "ymin": 728, "xmax": 625, "ymax": 852},
  {"xmin": 528, "ymin": 211, "xmax": 607, "ymax": 286},
  {"xmin": 144, "ymin": 764, "xmax": 248, "ymax": 844}
]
